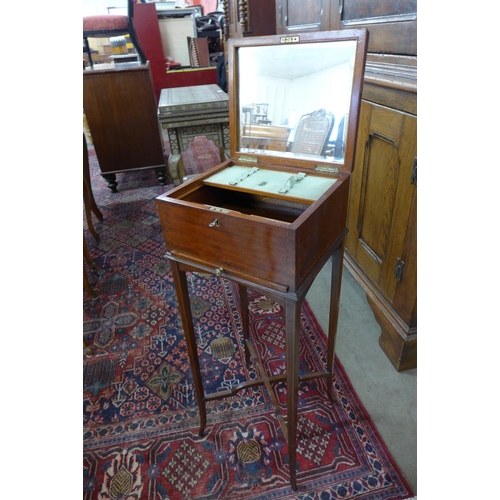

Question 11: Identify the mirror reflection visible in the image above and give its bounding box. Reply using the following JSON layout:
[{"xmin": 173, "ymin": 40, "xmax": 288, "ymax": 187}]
[{"xmin": 237, "ymin": 40, "xmax": 357, "ymax": 163}]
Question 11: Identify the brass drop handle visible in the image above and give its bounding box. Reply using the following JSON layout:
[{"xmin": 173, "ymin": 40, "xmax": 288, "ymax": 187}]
[
  {"xmin": 209, "ymin": 218, "xmax": 220, "ymax": 227},
  {"xmin": 215, "ymin": 267, "xmax": 224, "ymax": 277}
]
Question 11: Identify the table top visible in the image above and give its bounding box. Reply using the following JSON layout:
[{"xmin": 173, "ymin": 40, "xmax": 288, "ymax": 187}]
[{"xmin": 158, "ymin": 84, "xmax": 228, "ymax": 115}]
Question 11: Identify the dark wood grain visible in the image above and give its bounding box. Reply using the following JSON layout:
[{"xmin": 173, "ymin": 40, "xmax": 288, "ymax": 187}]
[
  {"xmin": 345, "ymin": 101, "xmax": 416, "ymax": 371},
  {"xmin": 83, "ymin": 63, "xmax": 166, "ymax": 190}
]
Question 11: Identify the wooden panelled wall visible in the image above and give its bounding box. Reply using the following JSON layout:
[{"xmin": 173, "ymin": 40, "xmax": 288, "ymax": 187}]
[{"xmin": 222, "ymin": 0, "xmax": 417, "ymax": 371}]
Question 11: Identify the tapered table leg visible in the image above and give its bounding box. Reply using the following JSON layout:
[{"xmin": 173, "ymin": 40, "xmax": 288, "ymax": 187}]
[
  {"xmin": 170, "ymin": 261, "xmax": 207, "ymax": 435},
  {"xmin": 238, "ymin": 284, "xmax": 251, "ymax": 368},
  {"xmin": 326, "ymin": 240, "xmax": 345, "ymax": 402},
  {"xmin": 285, "ymin": 297, "xmax": 302, "ymax": 491}
]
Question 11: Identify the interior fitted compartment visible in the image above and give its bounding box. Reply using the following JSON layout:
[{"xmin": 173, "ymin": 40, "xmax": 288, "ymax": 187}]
[
  {"xmin": 176, "ymin": 164, "xmax": 338, "ymax": 223},
  {"xmin": 180, "ymin": 183, "xmax": 312, "ymax": 223}
]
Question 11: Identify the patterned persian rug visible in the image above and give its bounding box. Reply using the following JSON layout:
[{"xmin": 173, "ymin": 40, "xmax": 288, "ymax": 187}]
[{"xmin": 83, "ymin": 147, "xmax": 414, "ymax": 500}]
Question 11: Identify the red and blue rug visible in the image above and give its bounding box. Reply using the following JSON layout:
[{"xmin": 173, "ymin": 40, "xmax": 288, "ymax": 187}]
[{"xmin": 83, "ymin": 146, "xmax": 414, "ymax": 499}]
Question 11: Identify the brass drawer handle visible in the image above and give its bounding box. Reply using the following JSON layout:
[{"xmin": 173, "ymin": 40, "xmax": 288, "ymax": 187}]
[
  {"xmin": 209, "ymin": 218, "xmax": 220, "ymax": 227},
  {"xmin": 215, "ymin": 267, "xmax": 224, "ymax": 277}
]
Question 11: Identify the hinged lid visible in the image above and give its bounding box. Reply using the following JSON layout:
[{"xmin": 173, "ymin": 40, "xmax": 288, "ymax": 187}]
[{"xmin": 227, "ymin": 30, "xmax": 368, "ymax": 176}]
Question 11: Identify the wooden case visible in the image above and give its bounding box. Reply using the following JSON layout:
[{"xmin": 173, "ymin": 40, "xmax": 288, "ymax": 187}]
[{"xmin": 157, "ymin": 30, "xmax": 368, "ymax": 290}]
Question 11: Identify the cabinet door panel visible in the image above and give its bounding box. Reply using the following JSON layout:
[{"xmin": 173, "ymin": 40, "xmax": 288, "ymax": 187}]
[
  {"xmin": 347, "ymin": 101, "xmax": 416, "ymax": 305},
  {"xmin": 277, "ymin": 0, "xmax": 331, "ymax": 33},
  {"xmin": 330, "ymin": 0, "xmax": 417, "ymax": 55},
  {"xmin": 342, "ymin": 0, "xmax": 417, "ymax": 21},
  {"xmin": 358, "ymin": 120, "xmax": 400, "ymax": 270}
]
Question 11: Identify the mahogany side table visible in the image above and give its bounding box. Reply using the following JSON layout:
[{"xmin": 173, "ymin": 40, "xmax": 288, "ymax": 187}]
[{"xmin": 156, "ymin": 28, "xmax": 368, "ymax": 491}]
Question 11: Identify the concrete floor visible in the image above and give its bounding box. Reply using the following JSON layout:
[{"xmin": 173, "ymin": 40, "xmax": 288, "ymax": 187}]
[{"xmin": 306, "ymin": 259, "xmax": 417, "ymax": 494}]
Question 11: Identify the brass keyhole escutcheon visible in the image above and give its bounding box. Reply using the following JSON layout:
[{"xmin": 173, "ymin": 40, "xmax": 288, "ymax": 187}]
[
  {"xmin": 209, "ymin": 218, "xmax": 220, "ymax": 227},
  {"xmin": 215, "ymin": 267, "xmax": 224, "ymax": 277}
]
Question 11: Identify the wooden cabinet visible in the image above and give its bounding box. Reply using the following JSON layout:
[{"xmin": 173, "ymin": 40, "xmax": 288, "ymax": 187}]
[
  {"xmin": 83, "ymin": 63, "xmax": 167, "ymax": 192},
  {"xmin": 345, "ymin": 98, "xmax": 416, "ymax": 372},
  {"xmin": 330, "ymin": 0, "xmax": 417, "ymax": 54},
  {"xmin": 220, "ymin": 0, "xmax": 417, "ymax": 370},
  {"xmin": 273, "ymin": 0, "xmax": 417, "ymax": 371},
  {"xmin": 276, "ymin": 0, "xmax": 416, "ymax": 54},
  {"xmin": 341, "ymin": 0, "xmax": 417, "ymax": 371},
  {"xmin": 221, "ymin": 0, "xmax": 276, "ymax": 38}
]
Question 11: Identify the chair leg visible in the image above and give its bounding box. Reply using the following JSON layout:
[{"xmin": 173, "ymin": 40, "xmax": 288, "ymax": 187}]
[
  {"xmin": 83, "ymin": 134, "xmax": 102, "ymax": 240},
  {"xmin": 84, "ymin": 263, "xmax": 97, "ymax": 298},
  {"xmin": 83, "ymin": 37, "xmax": 94, "ymax": 69},
  {"xmin": 127, "ymin": 20, "xmax": 146, "ymax": 65},
  {"xmin": 84, "ymin": 179, "xmax": 100, "ymax": 240},
  {"xmin": 83, "ymin": 338, "xmax": 93, "ymax": 356},
  {"xmin": 83, "ymin": 236, "xmax": 96, "ymax": 268},
  {"xmin": 84, "ymin": 236, "xmax": 97, "ymax": 298}
]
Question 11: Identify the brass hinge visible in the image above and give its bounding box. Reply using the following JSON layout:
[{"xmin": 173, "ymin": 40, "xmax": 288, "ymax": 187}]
[
  {"xmin": 410, "ymin": 157, "xmax": 417, "ymax": 184},
  {"xmin": 315, "ymin": 165, "xmax": 339, "ymax": 174},
  {"xmin": 394, "ymin": 258, "xmax": 405, "ymax": 282},
  {"xmin": 238, "ymin": 155, "xmax": 258, "ymax": 163}
]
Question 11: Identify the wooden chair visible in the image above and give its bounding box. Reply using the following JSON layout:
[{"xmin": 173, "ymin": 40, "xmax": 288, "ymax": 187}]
[
  {"xmin": 290, "ymin": 109, "xmax": 335, "ymax": 157},
  {"xmin": 84, "ymin": 236, "xmax": 97, "ymax": 298},
  {"xmin": 84, "ymin": 233, "xmax": 96, "ymax": 353},
  {"xmin": 83, "ymin": 134, "xmax": 102, "ymax": 298},
  {"xmin": 83, "ymin": 134, "xmax": 103, "ymax": 240},
  {"xmin": 83, "ymin": 0, "xmax": 146, "ymax": 69}
]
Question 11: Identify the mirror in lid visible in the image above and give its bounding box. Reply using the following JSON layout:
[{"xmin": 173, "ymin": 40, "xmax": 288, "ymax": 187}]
[
  {"xmin": 227, "ymin": 30, "xmax": 368, "ymax": 175},
  {"xmin": 236, "ymin": 38, "xmax": 358, "ymax": 166}
]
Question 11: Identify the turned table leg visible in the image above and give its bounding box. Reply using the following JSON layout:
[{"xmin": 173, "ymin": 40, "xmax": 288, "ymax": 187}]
[
  {"xmin": 155, "ymin": 167, "xmax": 168, "ymax": 185},
  {"xmin": 101, "ymin": 173, "xmax": 118, "ymax": 193}
]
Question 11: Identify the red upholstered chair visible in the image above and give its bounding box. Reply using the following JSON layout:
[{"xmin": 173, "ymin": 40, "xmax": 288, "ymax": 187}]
[{"xmin": 83, "ymin": 0, "xmax": 146, "ymax": 69}]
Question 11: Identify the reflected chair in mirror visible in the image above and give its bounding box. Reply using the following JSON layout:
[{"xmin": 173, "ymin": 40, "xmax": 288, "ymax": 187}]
[
  {"xmin": 83, "ymin": 0, "xmax": 146, "ymax": 69},
  {"xmin": 333, "ymin": 115, "xmax": 346, "ymax": 159},
  {"xmin": 290, "ymin": 108, "xmax": 335, "ymax": 157}
]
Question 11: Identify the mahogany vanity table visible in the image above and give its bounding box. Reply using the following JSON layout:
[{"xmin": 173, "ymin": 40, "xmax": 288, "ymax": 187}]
[
  {"xmin": 156, "ymin": 30, "xmax": 368, "ymax": 491},
  {"xmin": 157, "ymin": 84, "xmax": 230, "ymax": 186}
]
